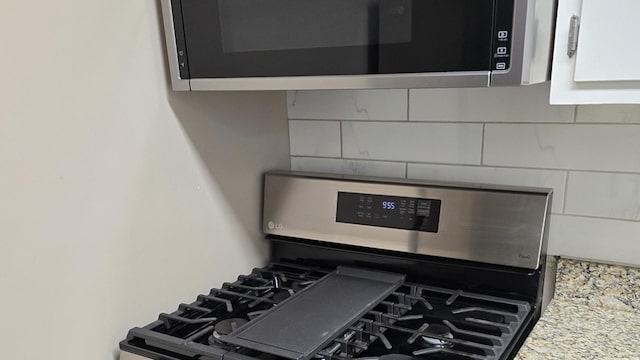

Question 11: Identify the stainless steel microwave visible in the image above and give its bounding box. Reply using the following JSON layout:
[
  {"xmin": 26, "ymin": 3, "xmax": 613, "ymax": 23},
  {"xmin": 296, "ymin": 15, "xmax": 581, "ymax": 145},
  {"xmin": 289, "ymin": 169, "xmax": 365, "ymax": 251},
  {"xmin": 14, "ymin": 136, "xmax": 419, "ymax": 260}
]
[{"xmin": 160, "ymin": 0, "xmax": 556, "ymax": 91}]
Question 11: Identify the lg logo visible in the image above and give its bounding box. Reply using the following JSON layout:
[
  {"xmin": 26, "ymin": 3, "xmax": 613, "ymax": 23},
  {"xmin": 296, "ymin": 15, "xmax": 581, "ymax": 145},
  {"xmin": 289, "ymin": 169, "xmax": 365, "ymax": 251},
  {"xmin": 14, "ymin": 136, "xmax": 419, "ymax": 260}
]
[{"xmin": 267, "ymin": 221, "xmax": 284, "ymax": 230}]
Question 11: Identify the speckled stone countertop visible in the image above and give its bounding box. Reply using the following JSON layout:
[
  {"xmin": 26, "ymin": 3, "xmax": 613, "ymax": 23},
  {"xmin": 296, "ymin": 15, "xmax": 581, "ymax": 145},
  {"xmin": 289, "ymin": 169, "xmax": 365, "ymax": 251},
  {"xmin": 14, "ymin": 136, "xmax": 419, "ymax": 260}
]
[{"xmin": 515, "ymin": 258, "xmax": 640, "ymax": 359}]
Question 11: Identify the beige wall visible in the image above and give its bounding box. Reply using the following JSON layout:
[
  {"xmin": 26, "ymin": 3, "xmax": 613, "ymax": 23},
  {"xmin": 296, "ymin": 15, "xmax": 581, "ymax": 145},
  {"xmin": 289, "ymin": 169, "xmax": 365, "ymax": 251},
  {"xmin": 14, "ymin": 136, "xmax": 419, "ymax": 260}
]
[{"xmin": 0, "ymin": 1, "xmax": 289, "ymax": 359}]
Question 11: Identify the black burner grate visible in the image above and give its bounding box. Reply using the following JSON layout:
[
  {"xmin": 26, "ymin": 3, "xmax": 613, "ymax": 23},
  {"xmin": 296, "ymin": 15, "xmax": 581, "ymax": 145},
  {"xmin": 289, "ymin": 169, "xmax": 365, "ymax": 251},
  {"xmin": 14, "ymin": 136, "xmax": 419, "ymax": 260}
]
[
  {"xmin": 123, "ymin": 262, "xmax": 531, "ymax": 360},
  {"xmin": 318, "ymin": 284, "xmax": 530, "ymax": 360}
]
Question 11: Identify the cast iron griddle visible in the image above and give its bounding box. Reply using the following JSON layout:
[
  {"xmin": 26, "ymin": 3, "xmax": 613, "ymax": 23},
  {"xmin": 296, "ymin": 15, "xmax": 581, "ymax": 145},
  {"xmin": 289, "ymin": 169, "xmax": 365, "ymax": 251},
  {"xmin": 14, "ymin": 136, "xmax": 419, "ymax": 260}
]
[{"xmin": 219, "ymin": 266, "xmax": 405, "ymax": 360}]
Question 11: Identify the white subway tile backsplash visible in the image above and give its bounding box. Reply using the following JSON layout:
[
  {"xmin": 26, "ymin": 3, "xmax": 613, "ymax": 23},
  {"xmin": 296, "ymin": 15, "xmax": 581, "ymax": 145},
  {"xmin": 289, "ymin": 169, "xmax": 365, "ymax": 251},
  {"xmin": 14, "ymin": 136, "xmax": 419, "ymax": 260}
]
[
  {"xmin": 289, "ymin": 120, "xmax": 341, "ymax": 157},
  {"xmin": 565, "ymin": 172, "xmax": 640, "ymax": 220},
  {"xmin": 342, "ymin": 122, "xmax": 482, "ymax": 164},
  {"xmin": 285, "ymin": 86, "xmax": 640, "ymax": 266},
  {"xmin": 291, "ymin": 157, "xmax": 406, "ymax": 178},
  {"xmin": 408, "ymin": 164, "xmax": 566, "ymax": 213},
  {"xmin": 548, "ymin": 215, "xmax": 640, "ymax": 266},
  {"xmin": 484, "ymin": 124, "xmax": 640, "ymax": 172},
  {"xmin": 287, "ymin": 90, "xmax": 407, "ymax": 121},
  {"xmin": 576, "ymin": 105, "xmax": 640, "ymax": 123},
  {"xmin": 409, "ymin": 83, "xmax": 574, "ymax": 122}
]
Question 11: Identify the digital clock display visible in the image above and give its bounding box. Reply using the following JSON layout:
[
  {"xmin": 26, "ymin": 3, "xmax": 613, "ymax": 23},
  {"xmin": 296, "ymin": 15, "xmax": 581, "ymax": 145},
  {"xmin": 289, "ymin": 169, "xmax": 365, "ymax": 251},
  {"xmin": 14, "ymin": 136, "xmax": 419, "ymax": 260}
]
[
  {"xmin": 382, "ymin": 201, "xmax": 396, "ymax": 210},
  {"xmin": 336, "ymin": 192, "xmax": 441, "ymax": 232}
]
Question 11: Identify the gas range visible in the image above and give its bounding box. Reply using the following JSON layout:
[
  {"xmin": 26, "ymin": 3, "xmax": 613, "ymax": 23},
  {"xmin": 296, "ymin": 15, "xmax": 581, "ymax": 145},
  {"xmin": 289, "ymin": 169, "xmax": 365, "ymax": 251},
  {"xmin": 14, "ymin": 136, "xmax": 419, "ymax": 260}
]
[{"xmin": 120, "ymin": 171, "xmax": 556, "ymax": 360}]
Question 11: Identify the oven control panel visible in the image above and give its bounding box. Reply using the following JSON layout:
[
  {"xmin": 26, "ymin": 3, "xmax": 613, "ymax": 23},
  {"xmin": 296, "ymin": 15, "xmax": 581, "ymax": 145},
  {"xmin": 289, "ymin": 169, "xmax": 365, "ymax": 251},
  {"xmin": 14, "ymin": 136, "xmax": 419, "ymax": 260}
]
[{"xmin": 336, "ymin": 192, "xmax": 441, "ymax": 233}]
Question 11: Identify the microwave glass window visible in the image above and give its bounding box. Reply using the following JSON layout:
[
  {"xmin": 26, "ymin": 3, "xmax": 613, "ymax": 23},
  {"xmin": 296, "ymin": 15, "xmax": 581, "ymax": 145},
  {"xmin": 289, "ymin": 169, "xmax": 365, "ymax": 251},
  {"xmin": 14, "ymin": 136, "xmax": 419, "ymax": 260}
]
[
  {"xmin": 218, "ymin": 0, "xmax": 412, "ymax": 53},
  {"xmin": 179, "ymin": 0, "xmax": 494, "ymax": 78}
]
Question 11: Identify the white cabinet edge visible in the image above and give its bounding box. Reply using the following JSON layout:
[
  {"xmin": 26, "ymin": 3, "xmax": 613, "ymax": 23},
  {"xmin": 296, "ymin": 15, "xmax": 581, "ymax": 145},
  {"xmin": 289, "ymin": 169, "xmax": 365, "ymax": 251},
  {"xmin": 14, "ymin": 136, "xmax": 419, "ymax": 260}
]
[{"xmin": 549, "ymin": 0, "xmax": 640, "ymax": 105}]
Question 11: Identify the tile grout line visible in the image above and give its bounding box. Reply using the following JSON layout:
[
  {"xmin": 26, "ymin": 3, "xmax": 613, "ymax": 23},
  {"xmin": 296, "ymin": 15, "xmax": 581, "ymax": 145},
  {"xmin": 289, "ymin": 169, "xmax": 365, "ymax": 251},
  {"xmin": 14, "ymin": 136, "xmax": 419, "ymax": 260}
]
[
  {"xmin": 339, "ymin": 120, "xmax": 343, "ymax": 158},
  {"xmin": 406, "ymin": 89, "xmax": 411, "ymax": 121},
  {"xmin": 291, "ymin": 156, "xmax": 640, "ymax": 175},
  {"xmin": 562, "ymin": 171, "xmax": 570, "ymax": 214},
  {"xmin": 289, "ymin": 118, "xmax": 640, "ymax": 125},
  {"xmin": 554, "ymin": 212, "xmax": 640, "ymax": 224},
  {"xmin": 286, "ymin": 117, "xmax": 292, "ymax": 165},
  {"xmin": 480, "ymin": 124, "xmax": 486, "ymax": 165}
]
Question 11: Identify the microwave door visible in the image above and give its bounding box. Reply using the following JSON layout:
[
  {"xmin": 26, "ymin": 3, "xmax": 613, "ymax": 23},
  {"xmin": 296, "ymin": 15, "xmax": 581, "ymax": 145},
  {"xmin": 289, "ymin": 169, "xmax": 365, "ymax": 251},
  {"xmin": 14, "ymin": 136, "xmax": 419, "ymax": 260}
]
[
  {"xmin": 176, "ymin": 0, "xmax": 495, "ymax": 87},
  {"xmin": 377, "ymin": 0, "xmax": 494, "ymax": 73}
]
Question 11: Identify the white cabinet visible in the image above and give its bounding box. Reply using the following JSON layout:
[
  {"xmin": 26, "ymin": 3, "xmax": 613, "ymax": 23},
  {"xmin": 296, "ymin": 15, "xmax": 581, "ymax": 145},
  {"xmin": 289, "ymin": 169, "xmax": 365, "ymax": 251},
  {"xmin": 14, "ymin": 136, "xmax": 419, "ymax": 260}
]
[{"xmin": 550, "ymin": 0, "xmax": 640, "ymax": 104}]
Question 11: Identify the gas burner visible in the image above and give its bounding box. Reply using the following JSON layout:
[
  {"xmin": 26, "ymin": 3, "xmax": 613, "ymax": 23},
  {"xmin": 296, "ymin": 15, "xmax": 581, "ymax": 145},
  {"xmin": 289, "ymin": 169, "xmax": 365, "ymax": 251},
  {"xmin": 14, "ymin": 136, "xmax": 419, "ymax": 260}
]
[
  {"xmin": 273, "ymin": 290, "xmax": 292, "ymax": 302},
  {"xmin": 208, "ymin": 318, "xmax": 248, "ymax": 345},
  {"xmin": 419, "ymin": 324, "xmax": 454, "ymax": 348}
]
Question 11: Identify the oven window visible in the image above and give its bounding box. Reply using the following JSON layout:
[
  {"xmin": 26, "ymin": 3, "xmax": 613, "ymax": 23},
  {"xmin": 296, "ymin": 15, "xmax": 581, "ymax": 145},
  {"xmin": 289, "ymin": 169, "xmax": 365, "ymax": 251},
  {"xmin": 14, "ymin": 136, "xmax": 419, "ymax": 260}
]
[{"xmin": 179, "ymin": 0, "xmax": 494, "ymax": 78}]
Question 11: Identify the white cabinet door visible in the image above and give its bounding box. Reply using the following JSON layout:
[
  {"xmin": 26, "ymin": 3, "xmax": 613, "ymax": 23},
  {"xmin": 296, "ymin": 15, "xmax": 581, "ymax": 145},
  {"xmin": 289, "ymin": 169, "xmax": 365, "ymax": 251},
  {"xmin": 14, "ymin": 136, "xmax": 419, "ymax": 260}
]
[{"xmin": 550, "ymin": 0, "xmax": 640, "ymax": 104}]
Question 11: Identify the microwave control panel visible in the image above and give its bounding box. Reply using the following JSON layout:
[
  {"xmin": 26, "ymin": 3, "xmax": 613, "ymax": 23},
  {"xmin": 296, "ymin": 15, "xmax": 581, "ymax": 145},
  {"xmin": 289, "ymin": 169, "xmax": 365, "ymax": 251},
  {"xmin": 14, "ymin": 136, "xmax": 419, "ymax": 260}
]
[{"xmin": 492, "ymin": 0, "xmax": 515, "ymax": 71}]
